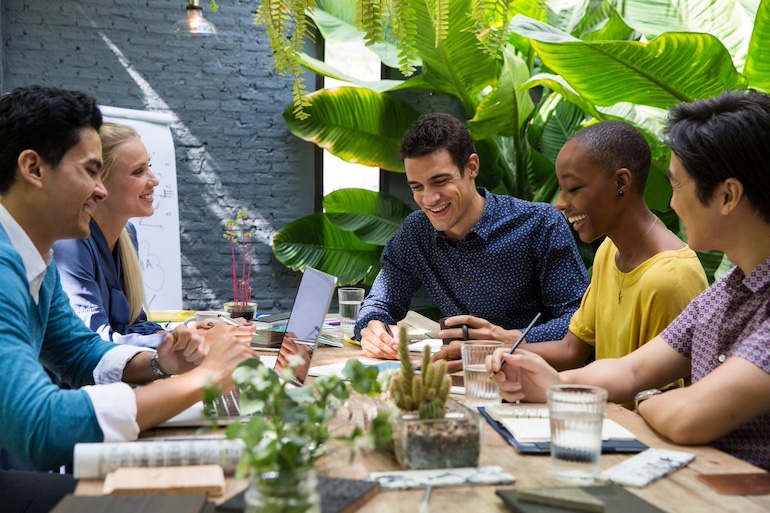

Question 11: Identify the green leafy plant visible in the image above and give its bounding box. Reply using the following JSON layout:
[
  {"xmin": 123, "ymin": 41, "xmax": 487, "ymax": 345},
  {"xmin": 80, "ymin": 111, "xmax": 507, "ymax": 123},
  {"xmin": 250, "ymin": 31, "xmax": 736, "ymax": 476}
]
[
  {"xmin": 270, "ymin": 0, "xmax": 767, "ymax": 283},
  {"xmin": 389, "ymin": 325, "xmax": 450, "ymax": 420},
  {"xmin": 214, "ymin": 358, "xmax": 390, "ymax": 480}
]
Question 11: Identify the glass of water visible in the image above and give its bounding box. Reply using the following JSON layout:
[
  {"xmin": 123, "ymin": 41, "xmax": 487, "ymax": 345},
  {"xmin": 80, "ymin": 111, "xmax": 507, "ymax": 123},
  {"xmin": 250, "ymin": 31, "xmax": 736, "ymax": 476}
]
[
  {"xmin": 461, "ymin": 341, "xmax": 503, "ymax": 406},
  {"xmin": 546, "ymin": 384, "xmax": 608, "ymax": 484},
  {"xmin": 338, "ymin": 287, "xmax": 365, "ymax": 334}
]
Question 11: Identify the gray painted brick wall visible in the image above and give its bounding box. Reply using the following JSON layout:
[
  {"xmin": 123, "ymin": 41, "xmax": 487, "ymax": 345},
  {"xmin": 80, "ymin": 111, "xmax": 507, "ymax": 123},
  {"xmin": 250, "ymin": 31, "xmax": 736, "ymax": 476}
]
[{"xmin": 2, "ymin": 0, "xmax": 316, "ymax": 312}]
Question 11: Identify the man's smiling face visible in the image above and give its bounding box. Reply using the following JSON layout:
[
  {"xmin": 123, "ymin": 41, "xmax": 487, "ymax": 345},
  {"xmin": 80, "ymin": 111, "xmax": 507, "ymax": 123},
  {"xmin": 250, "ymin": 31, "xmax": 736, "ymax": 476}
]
[{"xmin": 405, "ymin": 148, "xmax": 480, "ymax": 239}]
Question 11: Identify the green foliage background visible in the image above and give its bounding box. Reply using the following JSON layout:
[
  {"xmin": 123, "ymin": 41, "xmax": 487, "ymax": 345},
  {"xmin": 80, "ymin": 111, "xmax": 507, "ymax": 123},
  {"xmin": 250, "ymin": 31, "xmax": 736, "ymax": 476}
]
[{"xmin": 271, "ymin": 0, "xmax": 769, "ymax": 284}]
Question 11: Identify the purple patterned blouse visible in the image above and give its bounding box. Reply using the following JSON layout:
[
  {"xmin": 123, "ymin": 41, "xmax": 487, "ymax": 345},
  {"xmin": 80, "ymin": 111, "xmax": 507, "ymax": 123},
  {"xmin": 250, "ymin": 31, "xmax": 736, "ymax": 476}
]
[{"xmin": 660, "ymin": 257, "xmax": 770, "ymax": 470}]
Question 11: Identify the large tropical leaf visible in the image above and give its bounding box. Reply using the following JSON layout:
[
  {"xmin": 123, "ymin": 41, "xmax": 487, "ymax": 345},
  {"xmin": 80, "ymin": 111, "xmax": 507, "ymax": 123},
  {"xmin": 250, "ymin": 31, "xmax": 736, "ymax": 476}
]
[
  {"xmin": 323, "ymin": 188, "xmax": 414, "ymax": 245},
  {"xmin": 403, "ymin": 0, "xmax": 500, "ymax": 114},
  {"xmin": 273, "ymin": 213, "xmax": 382, "ymax": 285},
  {"xmin": 510, "ymin": 15, "xmax": 748, "ymax": 109},
  {"xmin": 608, "ymin": 0, "xmax": 755, "ymax": 68},
  {"xmin": 469, "ymin": 48, "xmax": 534, "ymax": 139},
  {"xmin": 744, "ymin": 0, "xmax": 770, "ymax": 90},
  {"xmin": 283, "ymin": 86, "xmax": 420, "ymax": 172},
  {"xmin": 310, "ymin": 0, "xmax": 412, "ymax": 70},
  {"xmin": 298, "ymin": 53, "xmax": 405, "ymax": 93}
]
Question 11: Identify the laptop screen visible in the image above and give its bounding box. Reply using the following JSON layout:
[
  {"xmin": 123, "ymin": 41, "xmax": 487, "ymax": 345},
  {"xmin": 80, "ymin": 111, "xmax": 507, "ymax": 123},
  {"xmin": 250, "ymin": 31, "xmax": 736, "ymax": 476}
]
[{"xmin": 273, "ymin": 267, "xmax": 337, "ymax": 386}]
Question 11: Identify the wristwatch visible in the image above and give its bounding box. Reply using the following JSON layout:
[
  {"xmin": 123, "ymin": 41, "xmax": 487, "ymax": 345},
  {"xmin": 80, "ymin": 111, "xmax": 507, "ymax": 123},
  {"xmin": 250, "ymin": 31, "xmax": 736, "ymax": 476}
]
[
  {"xmin": 150, "ymin": 352, "xmax": 171, "ymax": 379},
  {"xmin": 634, "ymin": 389, "xmax": 662, "ymax": 412}
]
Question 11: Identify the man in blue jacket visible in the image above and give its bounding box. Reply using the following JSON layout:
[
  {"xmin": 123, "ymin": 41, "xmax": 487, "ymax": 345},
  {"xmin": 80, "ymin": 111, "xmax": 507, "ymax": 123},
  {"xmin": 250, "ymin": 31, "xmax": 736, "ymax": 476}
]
[{"xmin": 0, "ymin": 85, "xmax": 255, "ymax": 512}]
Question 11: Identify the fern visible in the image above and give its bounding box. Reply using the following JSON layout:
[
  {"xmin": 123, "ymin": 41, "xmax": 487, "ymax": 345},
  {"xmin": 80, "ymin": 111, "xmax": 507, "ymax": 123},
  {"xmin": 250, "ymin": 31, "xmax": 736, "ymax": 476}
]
[
  {"xmin": 471, "ymin": 0, "xmax": 516, "ymax": 58},
  {"xmin": 357, "ymin": 0, "xmax": 384, "ymax": 47},
  {"xmin": 388, "ymin": 0, "xmax": 418, "ymax": 76},
  {"xmin": 433, "ymin": 0, "xmax": 449, "ymax": 47},
  {"xmin": 254, "ymin": 0, "xmax": 316, "ymax": 119}
]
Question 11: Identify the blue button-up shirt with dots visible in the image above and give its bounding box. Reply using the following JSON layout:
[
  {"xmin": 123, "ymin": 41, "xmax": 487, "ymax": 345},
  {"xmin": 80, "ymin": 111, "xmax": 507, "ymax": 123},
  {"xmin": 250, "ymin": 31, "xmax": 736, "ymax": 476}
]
[{"xmin": 354, "ymin": 189, "xmax": 589, "ymax": 342}]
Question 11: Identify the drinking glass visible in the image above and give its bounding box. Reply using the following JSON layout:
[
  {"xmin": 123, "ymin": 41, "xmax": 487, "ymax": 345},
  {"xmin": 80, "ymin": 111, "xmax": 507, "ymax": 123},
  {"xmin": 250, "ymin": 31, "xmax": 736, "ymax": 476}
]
[
  {"xmin": 461, "ymin": 341, "xmax": 503, "ymax": 406},
  {"xmin": 546, "ymin": 385, "xmax": 608, "ymax": 484},
  {"xmin": 338, "ymin": 287, "xmax": 364, "ymax": 334}
]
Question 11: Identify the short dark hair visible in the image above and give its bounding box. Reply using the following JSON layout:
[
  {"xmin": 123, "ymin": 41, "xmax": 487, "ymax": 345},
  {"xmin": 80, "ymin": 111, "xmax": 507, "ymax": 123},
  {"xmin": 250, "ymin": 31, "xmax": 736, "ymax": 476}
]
[
  {"xmin": 664, "ymin": 89, "xmax": 770, "ymax": 224},
  {"xmin": 400, "ymin": 113, "xmax": 476, "ymax": 176},
  {"xmin": 0, "ymin": 85, "xmax": 102, "ymax": 194},
  {"xmin": 569, "ymin": 120, "xmax": 651, "ymax": 192}
]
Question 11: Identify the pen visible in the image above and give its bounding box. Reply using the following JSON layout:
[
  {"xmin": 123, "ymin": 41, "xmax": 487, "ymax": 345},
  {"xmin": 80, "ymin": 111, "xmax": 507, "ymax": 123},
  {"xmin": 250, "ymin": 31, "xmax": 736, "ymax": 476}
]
[
  {"xmin": 383, "ymin": 321, "xmax": 394, "ymax": 338},
  {"xmin": 499, "ymin": 311, "xmax": 542, "ymax": 368}
]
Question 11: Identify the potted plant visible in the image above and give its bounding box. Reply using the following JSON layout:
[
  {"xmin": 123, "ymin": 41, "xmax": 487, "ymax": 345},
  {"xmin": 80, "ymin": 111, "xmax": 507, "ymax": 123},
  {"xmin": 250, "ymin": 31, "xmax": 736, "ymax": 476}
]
[
  {"xmin": 209, "ymin": 358, "xmax": 390, "ymax": 513},
  {"xmin": 223, "ymin": 209, "xmax": 257, "ymax": 320},
  {"xmin": 388, "ymin": 325, "xmax": 481, "ymax": 470}
]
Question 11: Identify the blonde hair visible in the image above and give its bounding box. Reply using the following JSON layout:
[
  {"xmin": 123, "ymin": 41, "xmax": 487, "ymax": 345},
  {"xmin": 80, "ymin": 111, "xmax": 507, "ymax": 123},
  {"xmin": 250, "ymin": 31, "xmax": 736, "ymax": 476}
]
[{"xmin": 99, "ymin": 122, "xmax": 146, "ymax": 324}]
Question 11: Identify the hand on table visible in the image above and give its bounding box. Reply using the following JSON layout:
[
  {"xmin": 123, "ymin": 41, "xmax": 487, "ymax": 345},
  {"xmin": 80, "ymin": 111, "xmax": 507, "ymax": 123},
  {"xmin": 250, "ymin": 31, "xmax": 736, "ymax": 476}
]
[
  {"xmin": 361, "ymin": 320, "xmax": 398, "ymax": 359},
  {"xmin": 486, "ymin": 347, "xmax": 560, "ymax": 403},
  {"xmin": 440, "ymin": 315, "xmax": 521, "ymax": 346}
]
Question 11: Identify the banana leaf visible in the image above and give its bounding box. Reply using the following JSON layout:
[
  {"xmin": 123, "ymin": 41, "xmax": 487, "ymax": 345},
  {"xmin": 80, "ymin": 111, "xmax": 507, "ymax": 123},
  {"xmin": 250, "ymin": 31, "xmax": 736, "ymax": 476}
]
[
  {"xmin": 469, "ymin": 48, "xmax": 535, "ymax": 139},
  {"xmin": 273, "ymin": 213, "xmax": 382, "ymax": 285},
  {"xmin": 310, "ymin": 0, "xmax": 409, "ymax": 70},
  {"xmin": 398, "ymin": 0, "xmax": 499, "ymax": 113},
  {"xmin": 509, "ymin": 15, "xmax": 749, "ymax": 109},
  {"xmin": 283, "ymin": 86, "xmax": 420, "ymax": 173},
  {"xmin": 323, "ymin": 188, "xmax": 414, "ymax": 245},
  {"xmin": 607, "ymin": 0, "xmax": 756, "ymax": 68},
  {"xmin": 744, "ymin": 0, "xmax": 770, "ymax": 90}
]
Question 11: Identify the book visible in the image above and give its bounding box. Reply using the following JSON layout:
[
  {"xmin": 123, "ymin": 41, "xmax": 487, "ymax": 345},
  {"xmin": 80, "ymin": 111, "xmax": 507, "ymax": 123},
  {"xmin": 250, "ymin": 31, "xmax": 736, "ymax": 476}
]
[
  {"xmin": 73, "ymin": 439, "xmax": 245, "ymax": 479},
  {"xmin": 478, "ymin": 405, "xmax": 647, "ymax": 454},
  {"xmin": 51, "ymin": 493, "xmax": 212, "ymax": 513},
  {"xmin": 496, "ymin": 485, "xmax": 665, "ymax": 513},
  {"xmin": 215, "ymin": 477, "xmax": 379, "ymax": 513},
  {"xmin": 102, "ymin": 465, "xmax": 226, "ymax": 496}
]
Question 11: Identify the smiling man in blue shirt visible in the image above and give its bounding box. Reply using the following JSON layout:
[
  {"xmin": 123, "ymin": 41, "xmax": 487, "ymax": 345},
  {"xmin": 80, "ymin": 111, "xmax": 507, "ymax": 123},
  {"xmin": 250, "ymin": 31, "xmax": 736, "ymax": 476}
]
[{"xmin": 357, "ymin": 113, "xmax": 589, "ymax": 359}]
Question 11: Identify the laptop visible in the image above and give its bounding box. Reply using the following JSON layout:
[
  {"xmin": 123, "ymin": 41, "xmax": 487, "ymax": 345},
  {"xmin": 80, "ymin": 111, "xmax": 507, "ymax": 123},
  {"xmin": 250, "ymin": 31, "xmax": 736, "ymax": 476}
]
[{"xmin": 160, "ymin": 267, "xmax": 338, "ymax": 427}]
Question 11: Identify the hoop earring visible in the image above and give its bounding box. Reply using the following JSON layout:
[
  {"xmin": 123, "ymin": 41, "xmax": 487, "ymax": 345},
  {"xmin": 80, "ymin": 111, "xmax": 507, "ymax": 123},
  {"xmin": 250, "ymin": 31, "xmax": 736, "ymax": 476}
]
[{"xmin": 617, "ymin": 190, "xmax": 625, "ymax": 197}]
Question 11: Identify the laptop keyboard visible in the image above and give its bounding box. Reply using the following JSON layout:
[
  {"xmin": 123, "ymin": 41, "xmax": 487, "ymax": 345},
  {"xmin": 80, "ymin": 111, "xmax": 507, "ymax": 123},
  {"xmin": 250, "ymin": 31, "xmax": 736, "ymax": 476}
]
[{"xmin": 214, "ymin": 388, "xmax": 241, "ymax": 416}]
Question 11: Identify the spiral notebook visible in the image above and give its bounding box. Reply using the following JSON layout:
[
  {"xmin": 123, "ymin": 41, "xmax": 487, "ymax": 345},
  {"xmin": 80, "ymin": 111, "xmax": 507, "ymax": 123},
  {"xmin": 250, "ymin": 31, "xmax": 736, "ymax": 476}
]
[{"xmin": 478, "ymin": 404, "xmax": 647, "ymax": 454}]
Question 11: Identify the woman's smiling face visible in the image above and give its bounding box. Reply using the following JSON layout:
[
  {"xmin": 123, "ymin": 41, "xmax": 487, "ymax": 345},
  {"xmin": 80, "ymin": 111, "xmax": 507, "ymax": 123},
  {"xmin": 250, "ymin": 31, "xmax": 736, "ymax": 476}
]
[{"xmin": 555, "ymin": 139, "xmax": 619, "ymax": 243}]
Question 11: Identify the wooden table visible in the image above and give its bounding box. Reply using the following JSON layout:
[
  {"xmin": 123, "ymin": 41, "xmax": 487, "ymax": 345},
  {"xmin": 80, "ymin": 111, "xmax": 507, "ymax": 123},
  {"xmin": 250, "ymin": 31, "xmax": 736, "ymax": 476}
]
[{"xmin": 77, "ymin": 312, "xmax": 770, "ymax": 512}]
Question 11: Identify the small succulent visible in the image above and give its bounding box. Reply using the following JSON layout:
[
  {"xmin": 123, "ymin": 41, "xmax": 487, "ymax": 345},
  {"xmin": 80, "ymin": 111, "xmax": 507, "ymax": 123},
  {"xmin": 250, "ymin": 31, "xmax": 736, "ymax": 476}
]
[{"xmin": 388, "ymin": 324, "xmax": 451, "ymax": 420}]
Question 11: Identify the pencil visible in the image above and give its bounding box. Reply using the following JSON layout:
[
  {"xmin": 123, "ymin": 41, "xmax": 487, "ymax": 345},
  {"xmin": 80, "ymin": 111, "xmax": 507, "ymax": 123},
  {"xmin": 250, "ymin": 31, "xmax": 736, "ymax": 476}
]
[{"xmin": 499, "ymin": 312, "xmax": 542, "ymax": 368}]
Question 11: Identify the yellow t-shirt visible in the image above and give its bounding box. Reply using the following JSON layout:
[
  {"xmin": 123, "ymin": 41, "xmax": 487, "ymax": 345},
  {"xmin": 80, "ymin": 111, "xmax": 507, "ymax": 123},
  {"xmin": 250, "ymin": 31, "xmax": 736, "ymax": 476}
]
[{"xmin": 569, "ymin": 238, "xmax": 708, "ymax": 361}]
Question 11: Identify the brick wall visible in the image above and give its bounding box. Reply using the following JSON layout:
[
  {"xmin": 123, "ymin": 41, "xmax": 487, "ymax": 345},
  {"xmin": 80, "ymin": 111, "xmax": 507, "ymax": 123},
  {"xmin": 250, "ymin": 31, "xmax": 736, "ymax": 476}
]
[{"xmin": 1, "ymin": 0, "xmax": 316, "ymax": 312}]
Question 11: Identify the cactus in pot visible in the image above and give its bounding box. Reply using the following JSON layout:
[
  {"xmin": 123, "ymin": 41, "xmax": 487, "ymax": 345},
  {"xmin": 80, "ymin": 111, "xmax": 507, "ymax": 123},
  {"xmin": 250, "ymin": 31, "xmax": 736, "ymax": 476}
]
[{"xmin": 389, "ymin": 325, "xmax": 451, "ymax": 419}]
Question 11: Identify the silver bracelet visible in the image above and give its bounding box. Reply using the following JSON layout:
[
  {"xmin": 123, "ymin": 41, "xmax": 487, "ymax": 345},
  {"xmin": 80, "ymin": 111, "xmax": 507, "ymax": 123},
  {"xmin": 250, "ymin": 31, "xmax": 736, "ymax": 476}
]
[{"xmin": 150, "ymin": 352, "xmax": 171, "ymax": 379}]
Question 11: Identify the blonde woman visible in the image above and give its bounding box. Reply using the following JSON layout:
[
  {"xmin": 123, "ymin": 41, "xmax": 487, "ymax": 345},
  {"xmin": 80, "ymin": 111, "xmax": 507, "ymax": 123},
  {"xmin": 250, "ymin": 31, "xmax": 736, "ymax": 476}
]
[
  {"xmin": 53, "ymin": 123, "xmax": 165, "ymax": 347},
  {"xmin": 54, "ymin": 123, "xmax": 252, "ymax": 348}
]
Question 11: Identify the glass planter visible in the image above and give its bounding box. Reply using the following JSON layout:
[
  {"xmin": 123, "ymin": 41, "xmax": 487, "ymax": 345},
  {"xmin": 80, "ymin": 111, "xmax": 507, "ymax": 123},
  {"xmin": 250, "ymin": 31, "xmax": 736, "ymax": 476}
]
[
  {"xmin": 393, "ymin": 399, "xmax": 482, "ymax": 470},
  {"xmin": 223, "ymin": 301, "xmax": 257, "ymax": 321},
  {"xmin": 245, "ymin": 467, "xmax": 321, "ymax": 513}
]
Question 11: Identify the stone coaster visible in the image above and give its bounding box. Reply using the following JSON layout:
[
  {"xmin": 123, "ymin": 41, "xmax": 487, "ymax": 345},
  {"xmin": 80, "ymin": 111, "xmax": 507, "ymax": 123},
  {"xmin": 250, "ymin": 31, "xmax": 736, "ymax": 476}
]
[{"xmin": 369, "ymin": 465, "xmax": 515, "ymax": 490}]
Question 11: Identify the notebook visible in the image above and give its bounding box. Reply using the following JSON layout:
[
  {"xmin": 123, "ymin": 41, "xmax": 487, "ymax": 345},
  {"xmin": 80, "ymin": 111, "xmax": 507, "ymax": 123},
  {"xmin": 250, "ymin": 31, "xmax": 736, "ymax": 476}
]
[
  {"xmin": 160, "ymin": 267, "xmax": 338, "ymax": 427},
  {"xmin": 478, "ymin": 404, "xmax": 648, "ymax": 454}
]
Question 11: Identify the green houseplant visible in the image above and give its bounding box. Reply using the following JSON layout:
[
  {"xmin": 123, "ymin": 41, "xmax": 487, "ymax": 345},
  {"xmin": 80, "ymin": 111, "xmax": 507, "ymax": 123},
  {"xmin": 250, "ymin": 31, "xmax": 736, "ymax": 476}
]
[
  {"xmin": 223, "ymin": 210, "xmax": 257, "ymax": 320},
  {"xmin": 210, "ymin": 358, "xmax": 390, "ymax": 512},
  {"xmin": 387, "ymin": 325, "xmax": 481, "ymax": 469},
  {"xmin": 266, "ymin": 0, "xmax": 769, "ymax": 284}
]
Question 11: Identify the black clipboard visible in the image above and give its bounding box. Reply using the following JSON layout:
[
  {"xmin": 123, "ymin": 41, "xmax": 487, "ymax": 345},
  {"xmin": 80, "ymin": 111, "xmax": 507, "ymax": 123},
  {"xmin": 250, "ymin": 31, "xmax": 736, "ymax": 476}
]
[{"xmin": 478, "ymin": 407, "xmax": 648, "ymax": 454}]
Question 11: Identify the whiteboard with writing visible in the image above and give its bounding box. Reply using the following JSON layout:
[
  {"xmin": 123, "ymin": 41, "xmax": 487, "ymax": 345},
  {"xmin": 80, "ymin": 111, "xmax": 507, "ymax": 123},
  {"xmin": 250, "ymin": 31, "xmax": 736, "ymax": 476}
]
[{"xmin": 100, "ymin": 105, "xmax": 182, "ymax": 310}]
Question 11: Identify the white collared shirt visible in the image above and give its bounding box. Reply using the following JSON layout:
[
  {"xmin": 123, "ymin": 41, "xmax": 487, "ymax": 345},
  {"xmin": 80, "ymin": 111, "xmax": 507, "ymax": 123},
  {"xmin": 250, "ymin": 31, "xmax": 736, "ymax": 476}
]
[{"xmin": 0, "ymin": 203, "xmax": 140, "ymax": 441}]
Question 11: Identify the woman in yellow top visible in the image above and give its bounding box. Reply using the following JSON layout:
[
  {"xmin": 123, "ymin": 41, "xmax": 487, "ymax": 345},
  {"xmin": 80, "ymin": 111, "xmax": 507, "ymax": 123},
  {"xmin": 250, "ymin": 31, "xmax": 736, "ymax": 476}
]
[{"xmin": 435, "ymin": 120, "xmax": 708, "ymax": 372}]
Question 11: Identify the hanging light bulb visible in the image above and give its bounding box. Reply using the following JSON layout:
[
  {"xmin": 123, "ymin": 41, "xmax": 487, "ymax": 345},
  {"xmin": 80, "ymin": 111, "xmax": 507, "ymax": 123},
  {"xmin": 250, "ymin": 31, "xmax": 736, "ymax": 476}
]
[{"xmin": 173, "ymin": 0, "xmax": 217, "ymax": 36}]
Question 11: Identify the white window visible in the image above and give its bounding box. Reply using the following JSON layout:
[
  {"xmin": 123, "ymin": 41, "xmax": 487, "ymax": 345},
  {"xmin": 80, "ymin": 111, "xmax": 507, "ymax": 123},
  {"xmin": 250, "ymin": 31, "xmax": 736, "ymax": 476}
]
[{"xmin": 322, "ymin": 40, "xmax": 381, "ymax": 196}]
